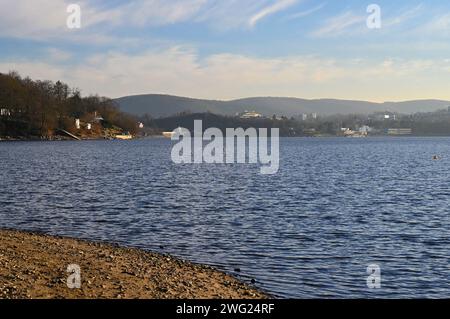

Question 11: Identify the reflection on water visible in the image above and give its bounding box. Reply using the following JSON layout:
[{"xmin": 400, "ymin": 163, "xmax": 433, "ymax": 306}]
[{"xmin": 1, "ymin": 137, "xmax": 450, "ymax": 298}]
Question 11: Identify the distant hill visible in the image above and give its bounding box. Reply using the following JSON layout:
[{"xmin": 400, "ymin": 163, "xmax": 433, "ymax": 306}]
[{"xmin": 114, "ymin": 94, "xmax": 450, "ymax": 117}]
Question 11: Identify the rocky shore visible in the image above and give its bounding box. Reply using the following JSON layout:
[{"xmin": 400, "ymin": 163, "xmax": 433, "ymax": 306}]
[{"xmin": 0, "ymin": 229, "xmax": 268, "ymax": 299}]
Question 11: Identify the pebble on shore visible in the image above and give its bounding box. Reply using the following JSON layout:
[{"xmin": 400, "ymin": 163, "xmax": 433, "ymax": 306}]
[{"xmin": 0, "ymin": 229, "xmax": 268, "ymax": 299}]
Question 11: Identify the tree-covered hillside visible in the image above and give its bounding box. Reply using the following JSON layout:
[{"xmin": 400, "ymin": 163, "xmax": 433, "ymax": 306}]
[{"xmin": 0, "ymin": 72, "xmax": 138, "ymax": 139}]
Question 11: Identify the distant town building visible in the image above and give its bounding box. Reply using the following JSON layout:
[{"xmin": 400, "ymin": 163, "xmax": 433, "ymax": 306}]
[
  {"xmin": 0, "ymin": 108, "xmax": 11, "ymax": 116},
  {"xmin": 301, "ymin": 113, "xmax": 319, "ymax": 121},
  {"xmin": 86, "ymin": 123, "xmax": 92, "ymax": 130},
  {"xmin": 239, "ymin": 111, "xmax": 263, "ymax": 119},
  {"xmin": 138, "ymin": 122, "xmax": 144, "ymax": 129},
  {"xmin": 343, "ymin": 129, "xmax": 355, "ymax": 136},
  {"xmin": 75, "ymin": 119, "xmax": 80, "ymax": 129},
  {"xmin": 342, "ymin": 126, "xmax": 371, "ymax": 137},
  {"xmin": 373, "ymin": 112, "xmax": 398, "ymax": 121},
  {"xmin": 303, "ymin": 128, "xmax": 317, "ymax": 135},
  {"xmin": 387, "ymin": 128, "xmax": 412, "ymax": 135},
  {"xmin": 359, "ymin": 125, "xmax": 372, "ymax": 134},
  {"xmin": 383, "ymin": 112, "xmax": 397, "ymax": 120}
]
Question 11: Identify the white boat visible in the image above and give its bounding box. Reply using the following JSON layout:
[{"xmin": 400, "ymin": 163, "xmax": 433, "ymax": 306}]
[
  {"xmin": 115, "ymin": 132, "xmax": 133, "ymax": 140},
  {"xmin": 162, "ymin": 131, "xmax": 175, "ymax": 138},
  {"xmin": 162, "ymin": 127, "xmax": 183, "ymax": 138}
]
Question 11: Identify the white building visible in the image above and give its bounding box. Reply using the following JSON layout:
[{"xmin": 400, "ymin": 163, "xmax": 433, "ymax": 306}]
[
  {"xmin": 0, "ymin": 108, "xmax": 11, "ymax": 116},
  {"xmin": 93, "ymin": 111, "xmax": 104, "ymax": 122},
  {"xmin": 359, "ymin": 125, "xmax": 372, "ymax": 134},
  {"xmin": 240, "ymin": 111, "xmax": 263, "ymax": 119},
  {"xmin": 383, "ymin": 113, "xmax": 397, "ymax": 120}
]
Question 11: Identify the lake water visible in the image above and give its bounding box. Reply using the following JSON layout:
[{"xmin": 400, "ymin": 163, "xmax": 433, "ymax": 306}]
[{"xmin": 1, "ymin": 137, "xmax": 449, "ymax": 298}]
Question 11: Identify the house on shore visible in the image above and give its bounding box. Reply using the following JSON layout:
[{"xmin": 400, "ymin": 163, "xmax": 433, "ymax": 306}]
[
  {"xmin": 0, "ymin": 108, "xmax": 11, "ymax": 116},
  {"xmin": 387, "ymin": 128, "xmax": 412, "ymax": 135}
]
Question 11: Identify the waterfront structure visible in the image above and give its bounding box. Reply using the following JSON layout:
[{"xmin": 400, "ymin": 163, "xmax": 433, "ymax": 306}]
[
  {"xmin": 359, "ymin": 126, "xmax": 372, "ymax": 134},
  {"xmin": 115, "ymin": 132, "xmax": 133, "ymax": 140},
  {"xmin": 0, "ymin": 108, "xmax": 11, "ymax": 116},
  {"xmin": 163, "ymin": 131, "xmax": 174, "ymax": 138},
  {"xmin": 239, "ymin": 111, "xmax": 263, "ymax": 119},
  {"xmin": 387, "ymin": 128, "xmax": 412, "ymax": 135}
]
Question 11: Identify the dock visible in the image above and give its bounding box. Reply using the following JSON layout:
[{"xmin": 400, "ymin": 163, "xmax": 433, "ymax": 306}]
[{"xmin": 57, "ymin": 129, "xmax": 81, "ymax": 140}]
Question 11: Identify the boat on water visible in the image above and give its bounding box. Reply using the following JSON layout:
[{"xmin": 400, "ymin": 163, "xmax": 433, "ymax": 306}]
[
  {"xmin": 162, "ymin": 131, "xmax": 174, "ymax": 138},
  {"xmin": 162, "ymin": 127, "xmax": 183, "ymax": 138},
  {"xmin": 115, "ymin": 132, "xmax": 133, "ymax": 140}
]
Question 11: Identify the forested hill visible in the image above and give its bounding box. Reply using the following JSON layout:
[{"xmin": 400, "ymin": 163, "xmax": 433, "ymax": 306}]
[
  {"xmin": 115, "ymin": 94, "xmax": 450, "ymax": 118},
  {"xmin": 0, "ymin": 72, "xmax": 137, "ymax": 138}
]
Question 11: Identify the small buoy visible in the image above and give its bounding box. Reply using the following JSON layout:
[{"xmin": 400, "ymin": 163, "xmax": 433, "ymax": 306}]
[
  {"xmin": 234, "ymin": 268, "xmax": 241, "ymax": 272},
  {"xmin": 432, "ymin": 155, "xmax": 441, "ymax": 160},
  {"xmin": 251, "ymin": 278, "xmax": 256, "ymax": 284}
]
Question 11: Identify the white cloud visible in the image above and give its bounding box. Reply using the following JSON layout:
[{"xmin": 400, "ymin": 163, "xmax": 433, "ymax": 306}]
[
  {"xmin": 0, "ymin": 0, "xmax": 300, "ymax": 39},
  {"xmin": 106, "ymin": 0, "xmax": 208, "ymax": 27},
  {"xmin": 0, "ymin": 0, "xmax": 214, "ymax": 47},
  {"xmin": 418, "ymin": 12, "xmax": 450, "ymax": 36},
  {"xmin": 0, "ymin": 0, "xmax": 307, "ymax": 40},
  {"xmin": 46, "ymin": 48, "xmax": 72, "ymax": 62},
  {"xmin": 310, "ymin": 5, "xmax": 427, "ymax": 38},
  {"xmin": 286, "ymin": 2, "xmax": 326, "ymax": 20},
  {"xmin": 2, "ymin": 48, "xmax": 449, "ymax": 102},
  {"xmin": 383, "ymin": 4, "xmax": 423, "ymax": 28},
  {"xmin": 194, "ymin": 0, "xmax": 263, "ymax": 30},
  {"xmin": 311, "ymin": 11, "xmax": 366, "ymax": 37},
  {"xmin": 248, "ymin": 0, "xmax": 299, "ymax": 27},
  {"xmin": 0, "ymin": 0, "xmax": 70, "ymax": 38}
]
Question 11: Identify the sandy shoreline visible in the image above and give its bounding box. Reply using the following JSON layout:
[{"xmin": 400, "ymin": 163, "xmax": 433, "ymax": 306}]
[{"xmin": 0, "ymin": 229, "xmax": 268, "ymax": 299}]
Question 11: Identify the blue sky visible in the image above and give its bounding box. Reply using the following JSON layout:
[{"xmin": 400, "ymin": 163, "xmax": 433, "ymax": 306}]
[{"xmin": 1, "ymin": 0, "xmax": 450, "ymax": 101}]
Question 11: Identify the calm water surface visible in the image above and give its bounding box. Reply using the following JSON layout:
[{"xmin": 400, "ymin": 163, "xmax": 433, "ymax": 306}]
[{"xmin": 1, "ymin": 137, "xmax": 449, "ymax": 298}]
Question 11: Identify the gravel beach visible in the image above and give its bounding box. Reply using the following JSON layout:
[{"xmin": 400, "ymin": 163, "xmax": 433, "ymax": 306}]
[{"xmin": 0, "ymin": 229, "xmax": 268, "ymax": 299}]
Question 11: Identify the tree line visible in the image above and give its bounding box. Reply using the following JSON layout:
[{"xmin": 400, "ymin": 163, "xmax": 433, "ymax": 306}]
[
  {"xmin": 142, "ymin": 109, "xmax": 450, "ymax": 137},
  {"xmin": 0, "ymin": 72, "xmax": 138, "ymax": 138}
]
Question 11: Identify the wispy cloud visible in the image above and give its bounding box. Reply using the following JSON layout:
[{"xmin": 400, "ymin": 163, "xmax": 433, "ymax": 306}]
[
  {"xmin": 248, "ymin": 0, "xmax": 299, "ymax": 27},
  {"xmin": 46, "ymin": 48, "xmax": 72, "ymax": 62},
  {"xmin": 111, "ymin": 0, "xmax": 208, "ymax": 27},
  {"xmin": 0, "ymin": 0, "xmax": 215, "ymax": 47},
  {"xmin": 310, "ymin": 4, "xmax": 426, "ymax": 38},
  {"xmin": 194, "ymin": 0, "xmax": 267, "ymax": 30},
  {"xmin": 383, "ymin": 4, "xmax": 424, "ymax": 28},
  {"xmin": 0, "ymin": 0, "xmax": 69, "ymax": 38},
  {"xmin": 417, "ymin": 11, "xmax": 450, "ymax": 37},
  {"xmin": 287, "ymin": 3, "xmax": 326, "ymax": 20},
  {"xmin": 311, "ymin": 11, "xmax": 365, "ymax": 37},
  {"xmin": 0, "ymin": 0, "xmax": 302, "ymax": 38},
  {"xmin": 2, "ymin": 47, "xmax": 449, "ymax": 102}
]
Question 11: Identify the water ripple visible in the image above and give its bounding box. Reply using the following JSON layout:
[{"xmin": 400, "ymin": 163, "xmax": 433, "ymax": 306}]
[{"xmin": 1, "ymin": 137, "xmax": 450, "ymax": 298}]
